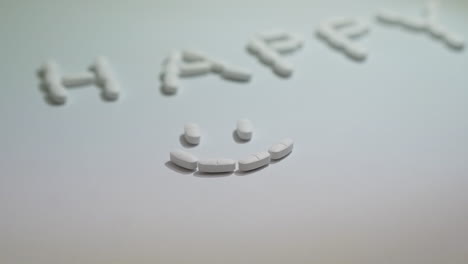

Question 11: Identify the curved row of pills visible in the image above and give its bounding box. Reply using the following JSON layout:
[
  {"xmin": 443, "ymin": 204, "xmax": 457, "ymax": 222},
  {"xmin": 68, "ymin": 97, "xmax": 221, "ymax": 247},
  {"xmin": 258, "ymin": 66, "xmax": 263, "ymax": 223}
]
[
  {"xmin": 317, "ymin": 17, "xmax": 370, "ymax": 61},
  {"xmin": 169, "ymin": 138, "xmax": 294, "ymax": 173},
  {"xmin": 376, "ymin": 3, "xmax": 465, "ymax": 50}
]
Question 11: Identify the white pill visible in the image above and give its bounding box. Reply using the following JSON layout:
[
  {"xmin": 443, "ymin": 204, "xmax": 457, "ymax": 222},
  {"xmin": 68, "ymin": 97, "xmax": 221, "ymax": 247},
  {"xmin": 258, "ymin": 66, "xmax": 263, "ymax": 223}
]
[
  {"xmin": 198, "ymin": 159, "xmax": 236, "ymax": 173},
  {"xmin": 101, "ymin": 79, "xmax": 120, "ymax": 101},
  {"xmin": 258, "ymin": 28, "xmax": 288, "ymax": 42},
  {"xmin": 181, "ymin": 50, "xmax": 225, "ymax": 73},
  {"xmin": 444, "ymin": 33, "xmax": 465, "ymax": 49},
  {"xmin": 340, "ymin": 21, "xmax": 370, "ymax": 38},
  {"xmin": 400, "ymin": 17, "xmax": 427, "ymax": 30},
  {"xmin": 273, "ymin": 59, "xmax": 294, "ymax": 77},
  {"xmin": 236, "ymin": 119, "xmax": 253, "ymax": 140},
  {"xmin": 181, "ymin": 50, "xmax": 206, "ymax": 62},
  {"xmin": 269, "ymin": 138, "xmax": 294, "ymax": 160},
  {"xmin": 238, "ymin": 151, "xmax": 271, "ymax": 172},
  {"xmin": 162, "ymin": 69, "xmax": 180, "ymax": 94},
  {"xmin": 258, "ymin": 46, "xmax": 280, "ymax": 66},
  {"xmin": 246, "ymin": 38, "xmax": 264, "ymax": 54},
  {"xmin": 39, "ymin": 60, "xmax": 67, "ymax": 104},
  {"xmin": 221, "ymin": 66, "xmax": 252, "ymax": 82},
  {"xmin": 344, "ymin": 44, "xmax": 368, "ymax": 61},
  {"xmin": 325, "ymin": 17, "xmax": 356, "ymax": 28},
  {"xmin": 270, "ymin": 34, "xmax": 304, "ymax": 54},
  {"xmin": 90, "ymin": 56, "xmax": 120, "ymax": 100},
  {"xmin": 317, "ymin": 25, "xmax": 334, "ymax": 40},
  {"xmin": 427, "ymin": 22, "xmax": 446, "ymax": 38},
  {"xmin": 170, "ymin": 150, "xmax": 198, "ymax": 171},
  {"xmin": 327, "ymin": 33, "xmax": 349, "ymax": 49},
  {"xmin": 376, "ymin": 9, "xmax": 402, "ymax": 24},
  {"xmin": 62, "ymin": 72, "xmax": 96, "ymax": 87},
  {"xmin": 184, "ymin": 123, "xmax": 201, "ymax": 145},
  {"xmin": 424, "ymin": 0, "xmax": 439, "ymax": 22},
  {"xmin": 179, "ymin": 61, "xmax": 212, "ymax": 77}
]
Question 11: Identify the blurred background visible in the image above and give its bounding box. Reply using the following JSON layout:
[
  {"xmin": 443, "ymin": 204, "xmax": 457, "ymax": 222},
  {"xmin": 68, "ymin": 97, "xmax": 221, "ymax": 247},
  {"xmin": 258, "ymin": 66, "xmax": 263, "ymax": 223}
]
[{"xmin": 0, "ymin": 0, "xmax": 467, "ymax": 263}]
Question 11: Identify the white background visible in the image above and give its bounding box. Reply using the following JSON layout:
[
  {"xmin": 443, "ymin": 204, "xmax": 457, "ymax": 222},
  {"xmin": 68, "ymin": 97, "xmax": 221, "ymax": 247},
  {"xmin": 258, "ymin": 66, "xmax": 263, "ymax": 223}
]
[{"xmin": 1, "ymin": 0, "xmax": 467, "ymax": 263}]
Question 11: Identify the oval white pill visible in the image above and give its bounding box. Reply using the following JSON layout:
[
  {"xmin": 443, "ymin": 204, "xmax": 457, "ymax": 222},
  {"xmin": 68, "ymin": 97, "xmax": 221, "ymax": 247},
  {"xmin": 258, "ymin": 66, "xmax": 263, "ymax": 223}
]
[
  {"xmin": 344, "ymin": 44, "xmax": 368, "ymax": 61},
  {"xmin": 236, "ymin": 119, "xmax": 253, "ymax": 141},
  {"xmin": 184, "ymin": 123, "xmax": 201, "ymax": 145},
  {"xmin": 246, "ymin": 38, "xmax": 264, "ymax": 54},
  {"xmin": 162, "ymin": 72, "xmax": 179, "ymax": 94},
  {"xmin": 170, "ymin": 150, "xmax": 198, "ymax": 171},
  {"xmin": 62, "ymin": 72, "xmax": 96, "ymax": 87},
  {"xmin": 40, "ymin": 60, "xmax": 67, "ymax": 104},
  {"xmin": 376, "ymin": 9, "xmax": 402, "ymax": 24},
  {"xmin": 179, "ymin": 61, "xmax": 212, "ymax": 77},
  {"xmin": 273, "ymin": 59, "xmax": 294, "ymax": 77},
  {"xmin": 101, "ymin": 79, "xmax": 120, "ymax": 101},
  {"xmin": 198, "ymin": 159, "xmax": 236, "ymax": 173},
  {"xmin": 400, "ymin": 17, "xmax": 427, "ymax": 30},
  {"xmin": 238, "ymin": 151, "xmax": 271, "ymax": 172},
  {"xmin": 258, "ymin": 29, "xmax": 288, "ymax": 42},
  {"xmin": 325, "ymin": 17, "xmax": 356, "ymax": 28},
  {"xmin": 340, "ymin": 22, "xmax": 370, "ymax": 38},
  {"xmin": 221, "ymin": 66, "xmax": 252, "ymax": 82},
  {"xmin": 269, "ymin": 138, "xmax": 294, "ymax": 160},
  {"xmin": 270, "ymin": 35, "xmax": 304, "ymax": 54},
  {"xmin": 181, "ymin": 50, "xmax": 206, "ymax": 62},
  {"xmin": 444, "ymin": 33, "xmax": 465, "ymax": 50}
]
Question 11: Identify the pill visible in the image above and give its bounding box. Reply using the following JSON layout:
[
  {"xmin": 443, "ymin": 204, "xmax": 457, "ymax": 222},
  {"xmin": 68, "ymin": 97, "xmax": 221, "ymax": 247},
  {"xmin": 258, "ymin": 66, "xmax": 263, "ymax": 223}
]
[
  {"xmin": 400, "ymin": 17, "xmax": 427, "ymax": 30},
  {"xmin": 39, "ymin": 60, "xmax": 67, "ymax": 104},
  {"xmin": 236, "ymin": 119, "xmax": 253, "ymax": 141},
  {"xmin": 444, "ymin": 32, "xmax": 465, "ymax": 49},
  {"xmin": 238, "ymin": 151, "xmax": 271, "ymax": 172},
  {"xmin": 344, "ymin": 43, "xmax": 368, "ymax": 61},
  {"xmin": 273, "ymin": 59, "xmax": 294, "ymax": 77},
  {"xmin": 376, "ymin": 9, "xmax": 402, "ymax": 24},
  {"xmin": 258, "ymin": 28, "xmax": 288, "ymax": 42},
  {"xmin": 270, "ymin": 34, "xmax": 304, "ymax": 54},
  {"xmin": 325, "ymin": 17, "xmax": 356, "ymax": 28},
  {"xmin": 424, "ymin": 0, "xmax": 439, "ymax": 22},
  {"xmin": 198, "ymin": 158, "xmax": 236, "ymax": 173},
  {"xmin": 170, "ymin": 150, "xmax": 198, "ymax": 170},
  {"xmin": 184, "ymin": 123, "xmax": 201, "ymax": 145},
  {"xmin": 316, "ymin": 25, "xmax": 334, "ymax": 40},
  {"xmin": 101, "ymin": 79, "xmax": 120, "ymax": 101},
  {"xmin": 181, "ymin": 50, "xmax": 224, "ymax": 72},
  {"xmin": 269, "ymin": 138, "xmax": 294, "ymax": 160},
  {"xmin": 327, "ymin": 33, "xmax": 349, "ymax": 49},
  {"xmin": 220, "ymin": 66, "xmax": 252, "ymax": 82},
  {"xmin": 179, "ymin": 61, "xmax": 212, "ymax": 77},
  {"xmin": 246, "ymin": 38, "xmax": 264, "ymax": 54},
  {"xmin": 181, "ymin": 50, "xmax": 206, "ymax": 62},
  {"xmin": 161, "ymin": 57, "xmax": 180, "ymax": 94},
  {"xmin": 90, "ymin": 56, "xmax": 120, "ymax": 100},
  {"xmin": 258, "ymin": 46, "xmax": 280, "ymax": 66},
  {"xmin": 162, "ymin": 73, "xmax": 179, "ymax": 95},
  {"xmin": 340, "ymin": 21, "xmax": 370, "ymax": 38},
  {"xmin": 62, "ymin": 72, "xmax": 96, "ymax": 87},
  {"xmin": 427, "ymin": 22, "xmax": 446, "ymax": 38}
]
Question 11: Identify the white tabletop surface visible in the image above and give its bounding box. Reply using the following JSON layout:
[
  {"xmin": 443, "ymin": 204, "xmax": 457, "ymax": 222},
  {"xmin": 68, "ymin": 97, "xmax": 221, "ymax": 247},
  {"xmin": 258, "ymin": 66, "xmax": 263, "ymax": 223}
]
[{"xmin": 1, "ymin": 0, "xmax": 467, "ymax": 263}]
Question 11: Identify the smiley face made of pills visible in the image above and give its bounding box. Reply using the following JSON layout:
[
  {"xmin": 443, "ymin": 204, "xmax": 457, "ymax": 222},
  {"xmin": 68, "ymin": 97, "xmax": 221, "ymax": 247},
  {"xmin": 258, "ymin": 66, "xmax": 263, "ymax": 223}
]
[{"xmin": 169, "ymin": 119, "xmax": 294, "ymax": 174}]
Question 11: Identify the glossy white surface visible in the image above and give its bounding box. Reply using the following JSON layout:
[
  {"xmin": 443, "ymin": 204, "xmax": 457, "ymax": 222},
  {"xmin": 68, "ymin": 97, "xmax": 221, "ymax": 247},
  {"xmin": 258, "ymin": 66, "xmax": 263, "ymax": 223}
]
[{"xmin": 1, "ymin": 0, "xmax": 468, "ymax": 263}]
